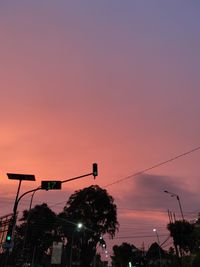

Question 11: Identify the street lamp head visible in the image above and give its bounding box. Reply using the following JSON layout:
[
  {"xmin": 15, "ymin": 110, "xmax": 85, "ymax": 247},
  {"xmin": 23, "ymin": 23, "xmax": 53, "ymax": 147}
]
[
  {"xmin": 153, "ymin": 228, "xmax": 157, "ymax": 232},
  {"xmin": 164, "ymin": 190, "xmax": 177, "ymax": 197},
  {"xmin": 164, "ymin": 190, "xmax": 184, "ymax": 220}
]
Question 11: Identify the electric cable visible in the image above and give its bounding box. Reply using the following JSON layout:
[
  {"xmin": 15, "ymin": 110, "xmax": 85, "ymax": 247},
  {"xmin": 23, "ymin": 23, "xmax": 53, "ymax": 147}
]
[{"xmin": 104, "ymin": 145, "xmax": 200, "ymax": 187}]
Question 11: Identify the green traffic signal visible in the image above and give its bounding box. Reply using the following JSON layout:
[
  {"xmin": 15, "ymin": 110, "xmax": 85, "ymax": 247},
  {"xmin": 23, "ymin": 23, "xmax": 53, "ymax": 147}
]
[
  {"xmin": 6, "ymin": 220, "xmax": 13, "ymax": 243},
  {"xmin": 6, "ymin": 235, "xmax": 11, "ymax": 241}
]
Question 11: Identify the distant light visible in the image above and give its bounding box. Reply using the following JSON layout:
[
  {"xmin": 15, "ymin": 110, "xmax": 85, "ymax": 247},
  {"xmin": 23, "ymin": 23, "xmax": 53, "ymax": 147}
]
[
  {"xmin": 153, "ymin": 228, "xmax": 156, "ymax": 232},
  {"xmin": 77, "ymin": 223, "xmax": 83, "ymax": 229},
  {"xmin": 103, "ymin": 244, "xmax": 106, "ymax": 247},
  {"xmin": 105, "ymin": 250, "xmax": 108, "ymax": 254},
  {"xmin": 100, "ymin": 236, "xmax": 103, "ymax": 239},
  {"xmin": 128, "ymin": 262, "xmax": 132, "ymax": 267}
]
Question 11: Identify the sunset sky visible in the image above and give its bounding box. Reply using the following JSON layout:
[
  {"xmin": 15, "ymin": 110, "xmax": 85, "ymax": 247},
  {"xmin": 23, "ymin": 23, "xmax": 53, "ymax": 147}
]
[{"xmin": 1, "ymin": 1, "xmax": 200, "ymax": 259}]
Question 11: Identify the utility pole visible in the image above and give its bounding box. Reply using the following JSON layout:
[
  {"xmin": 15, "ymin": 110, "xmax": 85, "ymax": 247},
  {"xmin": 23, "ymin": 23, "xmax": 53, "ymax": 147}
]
[{"xmin": 6, "ymin": 174, "xmax": 35, "ymax": 249}]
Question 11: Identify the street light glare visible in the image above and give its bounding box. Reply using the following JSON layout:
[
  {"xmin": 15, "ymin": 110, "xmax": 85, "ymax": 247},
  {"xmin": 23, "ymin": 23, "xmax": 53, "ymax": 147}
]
[
  {"xmin": 153, "ymin": 228, "xmax": 156, "ymax": 232},
  {"xmin": 77, "ymin": 222, "xmax": 83, "ymax": 229}
]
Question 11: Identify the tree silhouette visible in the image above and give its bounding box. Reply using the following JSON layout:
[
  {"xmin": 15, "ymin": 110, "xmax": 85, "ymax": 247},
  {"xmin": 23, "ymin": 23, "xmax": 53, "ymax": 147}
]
[
  {"xmin": 167, "ymin": 220, "xmax": 195, "ymax": 255},
  {"xmin": 14, "ymin": 203, "xmax": 57, "ymax": 266},
  {"xmin": 146, "ymin": 242, "xmax": 167, "ymax": 267},
  {"xmin": 59, "ymin": 185, "xmax": 119, "ymax": 267},
  {"xmin": 111, "ymin": 242, "xmax": 144, "ymax": 267}
]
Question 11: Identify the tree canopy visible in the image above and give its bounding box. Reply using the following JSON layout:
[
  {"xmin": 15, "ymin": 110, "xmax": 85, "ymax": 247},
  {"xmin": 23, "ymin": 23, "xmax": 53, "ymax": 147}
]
[
  {"xmin": 167, "ymin": 220, "xmax": 195, "ymax": 254},
  {"xmin": 111, "ymin": 242, "xmax": 144, "ymax": 267},
  {"xmin": 7, "ymin": 203, "xmax": 57, "ymax": 267},
  {"xmin": 59, "ymin": 185, "xmax": 119, "ymax": 267}
]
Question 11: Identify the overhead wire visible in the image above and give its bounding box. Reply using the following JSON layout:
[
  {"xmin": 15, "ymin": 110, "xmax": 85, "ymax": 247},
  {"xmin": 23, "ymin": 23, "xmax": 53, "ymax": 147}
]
[
  {"xmin": 35, "ymin": 145, "xmax": 200, "ymax": 209},
  {"xmin": 106, "ymin": 234, "xmax": 169, "ymax": 240},
  {"xmin": 2, "ymin": 145, "xmax": 200, "ymax": 252},
  {"xmin": 104, "ymin": 145, "xmax": 200, "ymax": 187}
]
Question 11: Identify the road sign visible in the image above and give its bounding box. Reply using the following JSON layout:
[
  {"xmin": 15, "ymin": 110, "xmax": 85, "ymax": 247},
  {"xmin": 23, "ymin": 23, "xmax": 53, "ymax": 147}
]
[
  {"xmin": 51, "ymin": 242, "xmax": 63, "ymax": 264},
  {"xmin": 41, "ymin": 181, "xmax": 62, "ymax": 190}
]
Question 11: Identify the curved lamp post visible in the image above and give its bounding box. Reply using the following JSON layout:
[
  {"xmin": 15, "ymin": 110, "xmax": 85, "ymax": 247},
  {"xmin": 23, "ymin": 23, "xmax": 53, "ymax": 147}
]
[
  {"xmin": 164, "ymin": 190, "xmax": 184, "ymax": 220},
  {"xmin": 153, "ymin": 229, "xmax": 162, "ymax": 267},
  {"xmin": 70, "ymin": 222, "xmax": 83, "ymax": 267}
]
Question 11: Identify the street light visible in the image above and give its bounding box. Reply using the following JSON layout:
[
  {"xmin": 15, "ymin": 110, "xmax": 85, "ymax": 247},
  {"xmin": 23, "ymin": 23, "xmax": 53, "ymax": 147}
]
[
  {"xmin": 77, "ymin": 222, "xmax": 83, "ymax": 229},
  {"xmin": 23, "ymin": 188, "xmax": 41, "ymax": 253},
  {"xmin": 164, "ymin": 190, "xmax": 184, "ymax": 220},
  {"xmin": 153, "ymin": 229, "xmax": 162, "ymax": 267},
  {"xmin": 70, "ymin": 222, "xmax": 83, "ymax": 267}
]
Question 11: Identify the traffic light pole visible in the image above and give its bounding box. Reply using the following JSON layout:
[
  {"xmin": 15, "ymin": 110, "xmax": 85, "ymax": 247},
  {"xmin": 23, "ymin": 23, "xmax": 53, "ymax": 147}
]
[
  {"xmin": 10, "ymin": 179, "xmax": 22, "ymax": 236},
  {"xmin": 61, "ymin": 172, "xmax": 94, "ymax": 184},
  {"xmin": 61, "ymin": 163, "xmax": 98, "ymax": 183},
  {"xmin": 14, "ymin": 163, "xmax": 98, "ymax": 210},
  {"xmin": 6, "ymin": 179, "xmax": 22, "ymax": 246},
  {"xmin": 6, "ymin": 186, "xmax": 41, "ymax": 249},
  {"xmin": 41, "ymin": 163, "xmax": 98, "ymax": 189},
  {"xmin": 16, "ymin": 187, "xmax": 41, "ymax": 206},
  {"xmin": 6, "ymin": 163, "xmax": 98, "ymax": 250}
]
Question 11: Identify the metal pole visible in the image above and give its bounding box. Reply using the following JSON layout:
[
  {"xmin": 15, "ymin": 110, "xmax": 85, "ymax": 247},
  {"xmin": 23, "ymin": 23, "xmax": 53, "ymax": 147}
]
[
  {"xmin": 153, "ymin": 229, "xmax": 162, "ymax": 267},
  {"xmin": 23, "ymin": 189, "xmax": 39, "ymax": 262},
  {"xmin": 156, "ymin": 232, "xmax": 162, "ymax": 267},
  {"xmin": 10, "ymin": 179, "xmax": 22, "ymax": 247},
  {"xmin": 13, "ymin": 180, "xmax": 22, "ymax": 220},
  {"xmin": 164, "ymin": 191, "xmax": 184, "ymax": 221},
  {"xmin": 176, "ymin": 196, "xmax": 184, "ymax": 221},
  {"xmin": 69, "ymin": 234, "xmax": 74, "ymax": 267},
  {"xmin": 61, "ymin": 172, "xmax": 93, "ymax": 184}
]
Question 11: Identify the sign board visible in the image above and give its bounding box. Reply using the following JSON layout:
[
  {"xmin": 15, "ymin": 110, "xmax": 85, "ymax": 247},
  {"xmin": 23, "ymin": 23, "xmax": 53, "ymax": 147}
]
[
  {"xmin": 51, "ymin": 242, "xmax": 63, "ymax": 264},
  {"xmin": 41, "ymin": 181, "xmax": 62, "ymax": 190}
]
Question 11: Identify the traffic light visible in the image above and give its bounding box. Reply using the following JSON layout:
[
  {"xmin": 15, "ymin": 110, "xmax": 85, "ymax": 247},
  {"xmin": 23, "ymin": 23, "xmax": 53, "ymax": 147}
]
[
  {"xmin": 41, "ymin": 181, "xmax": 62, "ymax": 190},
  {"xmin": 93, "ymin": 163, "xmax": 98, "ymax": 178},
  {"xmin": 6, "ymin": 234, "xmax": 11, "ymax": 242},
  {"xmin": 6, "ymin": 221, "xmax": 13, "ymax": 244}
]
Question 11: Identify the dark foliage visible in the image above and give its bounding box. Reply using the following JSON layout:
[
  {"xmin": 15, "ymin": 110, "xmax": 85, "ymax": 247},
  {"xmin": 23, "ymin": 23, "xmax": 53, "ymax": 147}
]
[{"xmin": 59, "ymin": 185, "xmax": 119, "ymax": 267}]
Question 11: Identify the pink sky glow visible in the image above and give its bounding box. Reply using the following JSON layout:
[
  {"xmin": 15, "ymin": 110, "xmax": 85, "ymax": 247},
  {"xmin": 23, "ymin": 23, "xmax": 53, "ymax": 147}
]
[{"xmin": 1, "ymin": 1, "xmax": 200, "ymax": 261}]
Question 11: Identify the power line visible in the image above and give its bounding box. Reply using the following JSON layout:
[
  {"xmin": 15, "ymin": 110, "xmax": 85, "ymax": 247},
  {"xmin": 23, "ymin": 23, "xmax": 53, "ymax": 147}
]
[
  {"xmin": 104, "ymin": 145, "xmax": 200, "ymax": 187},
  {"xmin": 3, "ymin": 145, "xmax": 200, "ymax": 216},
  {"xmin": 106, "ymin": 234, "xmax": 169, "ymax": 240},
  {"xmin": 38, "ymin": 146, "xmax": 200, "ymax": 211}
]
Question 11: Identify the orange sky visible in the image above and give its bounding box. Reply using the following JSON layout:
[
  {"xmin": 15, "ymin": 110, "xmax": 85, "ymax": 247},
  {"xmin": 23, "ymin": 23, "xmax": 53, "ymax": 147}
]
[{"xmin": 1, "ymin": 1, "xmax": 200, "ymax": 259}]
